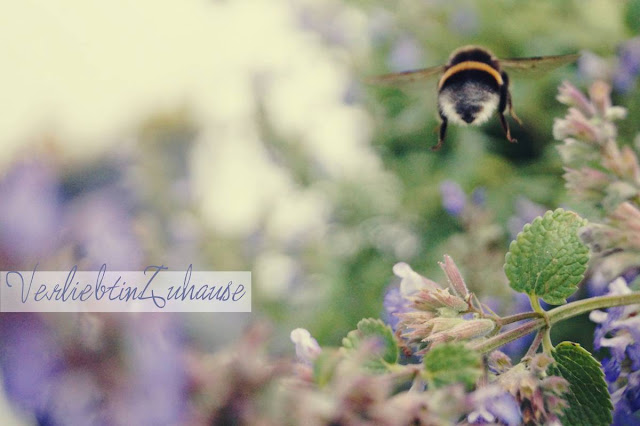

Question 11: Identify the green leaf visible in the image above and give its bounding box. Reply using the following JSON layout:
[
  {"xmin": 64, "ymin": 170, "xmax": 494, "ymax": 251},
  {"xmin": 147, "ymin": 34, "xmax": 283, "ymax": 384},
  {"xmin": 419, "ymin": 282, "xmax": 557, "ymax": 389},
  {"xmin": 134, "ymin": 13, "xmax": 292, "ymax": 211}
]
[
  {"xmin": 312, "ymin": 349, "xmax": 341, "ymax": 387},
  {"xmin": 504, "ymin": 209, "xmax": 589, "ymax": 305},
  {"xmin": 625, "ymin": 0, "xmax": 640, "ymax": 34},
  {"xmin": 549, "ymin": 342, "xmax": 612, "ymax": 426},
  {"xmin": 341, "ymin": 318, "xmax": 398, "ymax": 372},
  {"xmin": 423, "ymin": 342, "xmax": 482, "ymax": 390}
]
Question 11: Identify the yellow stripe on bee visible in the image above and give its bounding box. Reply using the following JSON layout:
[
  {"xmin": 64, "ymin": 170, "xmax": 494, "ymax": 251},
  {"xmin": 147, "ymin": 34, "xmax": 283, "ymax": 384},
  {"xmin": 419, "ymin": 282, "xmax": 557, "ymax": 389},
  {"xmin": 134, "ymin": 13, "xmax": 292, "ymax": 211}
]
[{"xmin": 438, "ymin": 61, "xmax": 503, "ymax": 89}]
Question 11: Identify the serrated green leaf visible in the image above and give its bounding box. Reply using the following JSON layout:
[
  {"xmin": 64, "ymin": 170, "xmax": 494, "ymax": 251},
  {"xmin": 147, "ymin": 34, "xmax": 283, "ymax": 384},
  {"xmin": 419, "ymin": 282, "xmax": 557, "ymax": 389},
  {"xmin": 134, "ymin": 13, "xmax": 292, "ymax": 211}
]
[
  {"xmin": 341, "ymin": 318, "xmax": 398, "ymax": 372},
  {"xmin": 423, "ymin": 342, "xmax": 482, "ymax": 390},
  {"xmin": 549, "ymin": 342, "xmax": 612, "ymax": 426},
  {"xmin": 504, "ymin": 209, "xmax": 589, "ymax": 305}
]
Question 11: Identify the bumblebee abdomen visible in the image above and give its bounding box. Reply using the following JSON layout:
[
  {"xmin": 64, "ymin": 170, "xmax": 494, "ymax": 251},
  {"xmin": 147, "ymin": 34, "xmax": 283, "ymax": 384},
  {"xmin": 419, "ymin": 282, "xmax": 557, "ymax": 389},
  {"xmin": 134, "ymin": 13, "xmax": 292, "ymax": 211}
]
[
  {"xmin": 438, "ymin": 78, "xmax": 501, "ymax": 126},
  {"xmin": 439, "ymin": 69, "xmax": 501, "ymax": 92}
]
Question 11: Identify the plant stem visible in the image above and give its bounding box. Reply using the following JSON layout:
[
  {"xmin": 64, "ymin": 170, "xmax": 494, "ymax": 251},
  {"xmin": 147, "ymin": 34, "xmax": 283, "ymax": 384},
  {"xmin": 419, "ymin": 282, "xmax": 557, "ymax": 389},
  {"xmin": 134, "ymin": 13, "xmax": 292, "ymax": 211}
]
[
  {"xmin": 523, "ymin": 331, "xmax": 544, "ymax": 359},
  {"xmin": 547, "ymin": 292, "xmax": 640, "ymax": 325},
  {"xmin": 529, "ymin": 295, "xmax": 544, "ymax": 313},
  {"xmin": 541, "ymin": 327, "xmax": 553, "ymax": 353},
  {"xmin": 497, "ymin": 311, "xmax": 542, "ymax": 326},
  {"xmin": 471, "ymin": 292, "xmax": 640, "ymax": 354},
  {"xmin": 470, "ymin": 318, "xmax": 544, "ymax": 354}
]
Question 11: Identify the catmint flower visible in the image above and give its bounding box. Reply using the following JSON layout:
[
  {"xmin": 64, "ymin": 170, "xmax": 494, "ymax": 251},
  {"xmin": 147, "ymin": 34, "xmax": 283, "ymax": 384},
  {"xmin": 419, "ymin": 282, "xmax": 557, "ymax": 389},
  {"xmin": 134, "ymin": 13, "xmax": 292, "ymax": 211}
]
[
  {"xmin": 388, "ymin": 35, "xmax": 423, "ymax": 72},
  {"xmin": 613, "ymin": 37, "xmax": 640, "ymax": 93},
  {"xmin": 0, "ymin": 314, "xmax": 64, "ymax": 420},
  {"xmin": 398, "ymin": 313, "xmax": 455, "ymax": 344},
  {"xmin": 488, "ymin": 350, "xmax": 513, "ymax": 375},
  {"xmin": 425, "ymin": 318, "xmax": 495, "ymax": 346},
  {"xmin": 0, "ymin": 160, "xmax": 63, "ymax": 263},
  {"xmin": 291, "ymin": 341, "xmax": 396, "ymax": 425},
  {"xmin": 449, "ymin": 7, "xmax": 478, "ymax": 37},
  {"xmin": 468, "ymin": 384, "xmax": 522, "ymax": 426},
  {"xmin": 290, "ymin": 328, "xmax": 321, "ymax": 365},
  {"xmin": 119, "ymin": 315, "xmax": 188, "ymax": 426},
  {"xmin": 554, "ymin": 81, "xmax": 639, "ymax": 278},
  {"xmin": 412, "ymin": 287, "xmax": 469, "ymax": 313},
  {"xmin": 393, "ymin": 262, "xmax": 440, "ymax": 295},
  {"xmin": 553, "ymin": 107, "xmax": 598, "ymax": 142},
  {"xmin": 399, "ymin": 311, "xmax": 494, "ymax": 349},
  {"xmin": 557, "ymin": 80, "xmax": 597, "ymax": 116},
  {"xmin": 392, "ymin": 259, "xmax": 495, "ymax": 349},
  {"xmin": 554, "ymin": 81, "xmax": 626, "ymax": 148},
  {"xmin": 397, "ymin": 259, "xmax": 469, "ymax": 314},
  {"xmin": 562, "ymin": 167, "xmax": 612, "ymax": 202},
  {"xmin": 374, "ymin": 384, "xmax": 466, "ymax": 425},
  {"xmin": 589, "ymin": 80, "xmax": 628, "ymax": 121},
  {"xmin": 508, "ymin": 197, "xmax": 547, "ymax": 241},
  {"xmin": 577, "ymin": 51, "xmax": 613, "ymax": 82},
  {"xmin": 67, "ymin": 187, "xmax": 144, "ymax": 269},
  {"xmin": 590, "ymin": 277, "xmax": 640, "ymax": 421},
  {"xmin": 471, "ymin": 187, "xmax": 486, "ymax": 206},
  {"xmin": 439, "ymin": 255, "xmax": 470, "ymax": 299},
  {"xmin": 580, "ymin": 203, "xmax": 640, "ymax": 278},
  {"xmin": 497, "ymin": 354, "xmax": 569, "ymax": 425},
  {"xmin": 440, "ymin": 180, "xmax": 467, "ymax": 217},
  {"xmin": 613, "ymin": 371, "xmax": 640, "ymax": 424},
  {"xmin": 383, "ymin": 286, "xmax": 412, "ymax": 331}
]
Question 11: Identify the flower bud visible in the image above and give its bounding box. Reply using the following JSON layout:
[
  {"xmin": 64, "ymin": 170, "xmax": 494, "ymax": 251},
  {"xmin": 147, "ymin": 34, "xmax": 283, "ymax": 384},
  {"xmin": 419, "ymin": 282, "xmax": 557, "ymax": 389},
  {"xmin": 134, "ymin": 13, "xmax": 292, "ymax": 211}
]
[
  {"xmin": 290, "ymin": 328, "xmax": 321, "ymax": 365},
  {"xmin": 439, "ymin": 255, "xmax": 470, "ymax": 299},
  {"xmin": 426, "ymin": 319, "xmax": 495, "ymax": 345},
  {"xmin": 557, "ymin": 80, "xmax": 596, "ymax": 116},
  {"xmin": 393, "ymin": 262, "xmax": 439, "ymax": 295}
]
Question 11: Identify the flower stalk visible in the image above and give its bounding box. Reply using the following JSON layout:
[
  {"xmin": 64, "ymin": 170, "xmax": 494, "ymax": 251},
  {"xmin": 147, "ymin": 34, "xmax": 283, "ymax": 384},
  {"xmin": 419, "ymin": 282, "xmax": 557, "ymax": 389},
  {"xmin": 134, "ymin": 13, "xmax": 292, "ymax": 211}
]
[{"xmin": 472, "ymin": 291, "xmax": 640, "ymax": 354}]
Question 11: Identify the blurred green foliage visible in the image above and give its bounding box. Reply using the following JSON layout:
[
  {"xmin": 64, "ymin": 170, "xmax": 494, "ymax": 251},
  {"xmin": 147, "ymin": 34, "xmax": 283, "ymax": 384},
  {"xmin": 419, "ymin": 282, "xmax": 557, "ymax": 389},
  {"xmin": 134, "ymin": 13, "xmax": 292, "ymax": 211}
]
[{"xmin": 307, "ymin": 0, "xmax": 638, "ymax": 347}]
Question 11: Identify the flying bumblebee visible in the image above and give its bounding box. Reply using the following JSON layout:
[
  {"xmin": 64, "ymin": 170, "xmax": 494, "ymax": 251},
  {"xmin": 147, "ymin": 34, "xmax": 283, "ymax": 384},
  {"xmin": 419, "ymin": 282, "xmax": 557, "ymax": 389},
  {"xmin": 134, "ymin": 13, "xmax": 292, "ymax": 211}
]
[{"xmin": 368, "ymin": 45, "xmax": 579, "ymax": 150}]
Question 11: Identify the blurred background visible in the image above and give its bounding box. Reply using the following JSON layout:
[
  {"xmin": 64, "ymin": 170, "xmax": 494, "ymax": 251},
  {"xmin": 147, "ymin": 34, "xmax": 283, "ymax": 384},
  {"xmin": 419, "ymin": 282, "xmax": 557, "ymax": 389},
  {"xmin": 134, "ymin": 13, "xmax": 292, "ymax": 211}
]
[{"xmin": 0, "ymin": 0, "xmax": 639, "ymax": 424}]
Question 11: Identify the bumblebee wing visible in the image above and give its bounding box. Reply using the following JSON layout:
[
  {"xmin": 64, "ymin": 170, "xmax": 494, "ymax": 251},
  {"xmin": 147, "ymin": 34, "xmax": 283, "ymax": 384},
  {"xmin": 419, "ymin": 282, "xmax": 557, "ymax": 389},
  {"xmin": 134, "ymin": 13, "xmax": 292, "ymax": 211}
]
[
  {"xmin": 364, "ymin": 64, "xmax": 446, "ymax": 86},
  {"xmin": 499, "ymin": 53, "xmax": 580, "ymax": 76}
]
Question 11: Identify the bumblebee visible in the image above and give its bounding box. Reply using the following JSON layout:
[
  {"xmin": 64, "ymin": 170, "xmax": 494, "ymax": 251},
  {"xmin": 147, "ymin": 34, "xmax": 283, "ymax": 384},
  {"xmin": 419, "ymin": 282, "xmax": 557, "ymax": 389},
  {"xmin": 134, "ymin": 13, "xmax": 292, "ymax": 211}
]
[{"xmin": 368, "ymin": 45, "xmax": 579, "ymax": 150}]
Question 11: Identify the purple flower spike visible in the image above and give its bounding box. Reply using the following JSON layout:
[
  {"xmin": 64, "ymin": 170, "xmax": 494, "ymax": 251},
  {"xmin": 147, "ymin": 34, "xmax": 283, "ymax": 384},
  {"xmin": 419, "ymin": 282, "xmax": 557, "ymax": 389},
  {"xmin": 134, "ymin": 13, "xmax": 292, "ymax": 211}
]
[
  {"xmin": 383, "ymin": 286, "xmax": 412, "ymax": 331},
  {"xmin": 468, "ymin": 385, "xmax": 522, "ymax": 426},
  {"xmin": 440, "ymin": 180, "xmax": 466, "ymax": 217},
  {"xmin": 613, "ymin": 37, "xmax": 640, "ymax": 93},
  {"xmin": 0, "ymin": 160, "xmax": 63, "ymax": 264}
]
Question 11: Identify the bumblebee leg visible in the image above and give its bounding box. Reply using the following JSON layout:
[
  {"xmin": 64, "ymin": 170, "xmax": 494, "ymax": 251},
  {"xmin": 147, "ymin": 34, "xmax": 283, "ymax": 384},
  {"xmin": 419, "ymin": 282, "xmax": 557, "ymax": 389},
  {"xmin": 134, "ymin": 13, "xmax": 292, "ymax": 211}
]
[
  {"xmin": 498, "ymin": 78, "xmax": 518, "ymax": 143},
  {"xmin": 507, "ymin": 91, "xmax": 523, "ymax": 125},
  {"xmin": 432, "ymin": 115, "xmax": 447, "ymax": 151},
  {"xmin": 498, "ymin": 111, "xmax": 517, "ymax": 143}
]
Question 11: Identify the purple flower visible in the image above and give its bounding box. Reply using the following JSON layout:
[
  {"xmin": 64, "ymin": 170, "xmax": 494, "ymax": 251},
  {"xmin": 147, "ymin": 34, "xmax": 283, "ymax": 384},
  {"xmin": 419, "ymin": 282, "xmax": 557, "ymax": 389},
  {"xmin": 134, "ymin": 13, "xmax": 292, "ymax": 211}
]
[
  {"xmin": 440, "ymin": 180, "xmax": 467, "ymax": 217},
  {"xmin": 612, "ymin": 371, "xmax": 640, "ymax": 425},
  {"xmin": 471, "ymin": 187, "xmax": 486, "ymax": 206},
  {"xmin": 290, "ymin": 328, "xmax": 321, "ymax": 365},
  {"xmin": 110, "ymin": 315, "xmax": 187, "ymax": 426},
  {"xmin": 586, "ymin": 272, "xmax": 615, "ymax": 297},
  {"xmin": 577, "ymin": 51, "xmax": 613, "ymax": 83},
  {"xmin": 0, "ymin": 313, "xmax": 188, "ymax": 426},
  {"xmin": 448, "ymin": 8, "xmax": 478, "ymax": 37},
  {"xmin": 65, "ymin": 187, "xmax": 144, "ymax": 269},
  {"xmin": 0, "ymin": 160, "xmax": 63, "ymax": 265},
  {"xmin": 590, "ymin": 278, "xmax": 640, "ymax": 420},
  {"xmin": 0, "ymin": 314, "xmax": 64, "ymax": 421},
  {"xmin": 508, "ymin": 197, "xmax": 547, "ymax": 240},
  {"xmin": 387, "ymin": 35, "xmax": 423, "ymax": 72},
  {"xmin": 613, "ymin": 37, "xmax": 640, "ymax": 93},
  {"xmin": 468, "ymin": 385, "xmax": 522, "ymax": 426},
  {"xmin": 383, "ymin": 286, "xmax": 412, "ymax": 331}
]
